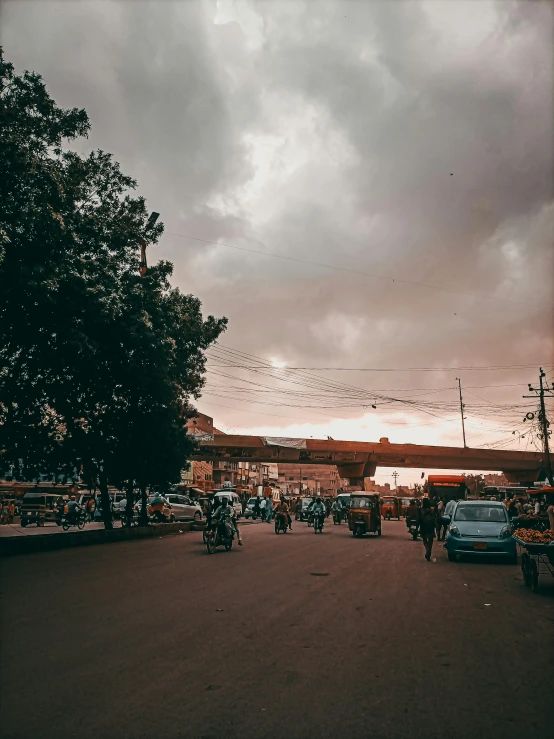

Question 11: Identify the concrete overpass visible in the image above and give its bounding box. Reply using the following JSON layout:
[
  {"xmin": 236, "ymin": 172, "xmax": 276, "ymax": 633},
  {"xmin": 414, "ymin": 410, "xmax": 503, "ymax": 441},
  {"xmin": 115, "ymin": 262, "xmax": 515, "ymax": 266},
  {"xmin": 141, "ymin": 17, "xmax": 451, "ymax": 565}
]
[{"xmin": 191, "ymin": 434, "xmax": 544, "ymax": 485}]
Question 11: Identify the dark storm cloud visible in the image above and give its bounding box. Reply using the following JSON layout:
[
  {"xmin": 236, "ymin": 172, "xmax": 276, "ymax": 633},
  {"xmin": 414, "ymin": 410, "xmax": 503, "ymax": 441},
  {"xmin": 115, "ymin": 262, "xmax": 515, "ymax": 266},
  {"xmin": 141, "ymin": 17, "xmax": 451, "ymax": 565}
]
[{"xmin": 2, "ymin": 0, "xmax": 553, "ymax": 435}]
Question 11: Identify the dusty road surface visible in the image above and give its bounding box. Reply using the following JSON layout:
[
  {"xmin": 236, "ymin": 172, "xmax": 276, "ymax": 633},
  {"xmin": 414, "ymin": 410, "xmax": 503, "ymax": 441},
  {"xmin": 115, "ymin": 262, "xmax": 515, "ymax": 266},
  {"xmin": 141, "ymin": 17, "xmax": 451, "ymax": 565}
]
[{"xmin": 1, "ymin": 520, "xmax": 552, "ymax": 739}]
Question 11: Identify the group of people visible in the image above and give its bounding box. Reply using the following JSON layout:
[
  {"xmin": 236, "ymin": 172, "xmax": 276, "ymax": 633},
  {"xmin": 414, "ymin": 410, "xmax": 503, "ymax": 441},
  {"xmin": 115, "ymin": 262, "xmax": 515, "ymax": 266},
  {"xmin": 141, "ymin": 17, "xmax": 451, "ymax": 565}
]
[
  {"xmin": 1, "ymin": 499, "xmax": 16, "ymax": 524},
  {"xmin": 405, "ymin": 497, "xmax": 457, "ymax": 561}
]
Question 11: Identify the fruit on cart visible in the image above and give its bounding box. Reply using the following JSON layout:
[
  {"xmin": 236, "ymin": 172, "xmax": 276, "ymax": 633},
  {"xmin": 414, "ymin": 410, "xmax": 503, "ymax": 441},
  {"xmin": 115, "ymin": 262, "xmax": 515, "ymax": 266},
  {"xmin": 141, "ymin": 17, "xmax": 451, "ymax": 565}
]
[{"xmin": 515, "ymin": 529, "xmax": 554, "ymax": 544}]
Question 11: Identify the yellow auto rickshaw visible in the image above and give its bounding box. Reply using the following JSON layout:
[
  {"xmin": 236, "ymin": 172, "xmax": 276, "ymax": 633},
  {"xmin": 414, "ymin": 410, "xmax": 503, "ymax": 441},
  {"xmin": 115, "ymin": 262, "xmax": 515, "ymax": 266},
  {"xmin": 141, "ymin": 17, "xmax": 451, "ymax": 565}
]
[
  {"xmin": 348, "ymin": 493, "xmax": 382, "ymax": 537},
  {"xmin": 381, "ymin": 496, "xmax": 401, "ymax": 520}
]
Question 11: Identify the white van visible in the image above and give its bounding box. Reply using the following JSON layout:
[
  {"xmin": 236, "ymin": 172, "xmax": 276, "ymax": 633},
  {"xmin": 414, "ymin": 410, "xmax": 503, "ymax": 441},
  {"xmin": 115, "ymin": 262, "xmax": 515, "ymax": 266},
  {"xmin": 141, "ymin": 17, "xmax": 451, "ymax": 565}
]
[{"xmin": 213, "ymin": 491, "xmax": 243, "ymax": 519}]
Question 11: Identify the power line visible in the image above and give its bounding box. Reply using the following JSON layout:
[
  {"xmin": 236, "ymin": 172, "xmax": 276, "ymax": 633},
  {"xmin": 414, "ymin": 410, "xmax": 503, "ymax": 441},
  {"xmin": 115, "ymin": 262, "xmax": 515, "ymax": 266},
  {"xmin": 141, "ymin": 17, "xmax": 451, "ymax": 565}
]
[
  {"xmin": 167, "ymin": 231, "xmax": 553, "ymax": 311},
  {"xmin": 208, "ymin": 363, "xmax": 551, "ymax": 372}
]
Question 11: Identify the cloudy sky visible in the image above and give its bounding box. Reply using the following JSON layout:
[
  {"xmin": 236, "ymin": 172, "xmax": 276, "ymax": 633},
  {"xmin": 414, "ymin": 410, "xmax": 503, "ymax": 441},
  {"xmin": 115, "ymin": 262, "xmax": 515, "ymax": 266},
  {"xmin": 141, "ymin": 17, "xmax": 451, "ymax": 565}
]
[{"xmin": 3, "ymin": 0, "xmax": 553, "ymax": 483}]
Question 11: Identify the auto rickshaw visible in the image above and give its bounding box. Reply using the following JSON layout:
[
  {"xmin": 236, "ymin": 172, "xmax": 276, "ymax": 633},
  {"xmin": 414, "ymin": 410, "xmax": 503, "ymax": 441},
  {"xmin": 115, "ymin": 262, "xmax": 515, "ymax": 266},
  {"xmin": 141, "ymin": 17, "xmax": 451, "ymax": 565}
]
[
  {"xmin": 348, "ymin": 493, "xmax": 382, "ymax": 537},
  {"xmin": 20, "ymin": 492, "xmax": 61, "ymax": 527},
  {"xmin": 381, "ymin": 496, "xmax": 401, "ymax": 520},
  {"xmin": 400, "ymin": 498, "xmax": 412, "ymax": 518}
]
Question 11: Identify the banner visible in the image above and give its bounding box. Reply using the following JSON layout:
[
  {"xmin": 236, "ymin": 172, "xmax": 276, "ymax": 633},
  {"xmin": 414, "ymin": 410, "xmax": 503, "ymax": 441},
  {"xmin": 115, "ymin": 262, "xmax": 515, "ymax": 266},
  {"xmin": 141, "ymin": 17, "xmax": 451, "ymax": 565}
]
[
  {"xmin": 193, "ymin": 433, "xmax": 214, "ymax": 443},
  {"xmin": 262, "ymin": 436, "xmax": 307, "ymax": 449}
]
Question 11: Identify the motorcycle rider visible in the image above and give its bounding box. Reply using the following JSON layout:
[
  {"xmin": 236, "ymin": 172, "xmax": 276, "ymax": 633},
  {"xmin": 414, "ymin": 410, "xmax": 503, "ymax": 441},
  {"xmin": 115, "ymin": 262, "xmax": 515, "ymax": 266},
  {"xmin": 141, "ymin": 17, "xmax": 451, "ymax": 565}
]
[
  {"xmin": 66, "ymin": 495, "xmax": 82, "ymax": 525},
  {"xmin": 332, "ymin": 497, "xmax": 344, "ymax": 521},
  {"xmin": 311, "ymin": 497, "xmax": 325, "ymax": 528},
  {"xmin": 275, "ymin": 497, "xmax": 292, "ymax": 530},
  {"xmin": 406, "ymin": 499, "xmax": 420, "ymax": 537},
  {"xmin": 212, "ymin": 497, "xmax": 243, "ymax": 546},
  {"xmin": 306, "ymin": 499, "xmax": 315, "ymax": 525}
]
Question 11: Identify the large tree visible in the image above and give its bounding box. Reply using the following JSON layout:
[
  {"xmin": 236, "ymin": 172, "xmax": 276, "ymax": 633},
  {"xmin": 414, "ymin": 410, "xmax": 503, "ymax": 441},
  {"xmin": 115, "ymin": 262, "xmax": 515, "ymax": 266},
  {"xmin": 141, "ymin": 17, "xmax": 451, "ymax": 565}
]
[{"xmin": 0, "ymin": 49, "xmax": 226, "ymax": 527}]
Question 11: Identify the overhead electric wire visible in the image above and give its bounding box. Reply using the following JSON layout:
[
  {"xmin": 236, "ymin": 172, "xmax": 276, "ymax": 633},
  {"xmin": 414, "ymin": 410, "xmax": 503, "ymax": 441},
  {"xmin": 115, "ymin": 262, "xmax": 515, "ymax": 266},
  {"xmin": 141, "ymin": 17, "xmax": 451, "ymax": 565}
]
[
  {"xmin": 202, "ymin": 342, "xmax": 541, "ymax": 450},
  {"xmin": 167, "ymin": 231, "xmax": 553, "ymax": 311},
  {"xmin": 208, "ymin": 363, "xmax": 551, "ymax": 372}
]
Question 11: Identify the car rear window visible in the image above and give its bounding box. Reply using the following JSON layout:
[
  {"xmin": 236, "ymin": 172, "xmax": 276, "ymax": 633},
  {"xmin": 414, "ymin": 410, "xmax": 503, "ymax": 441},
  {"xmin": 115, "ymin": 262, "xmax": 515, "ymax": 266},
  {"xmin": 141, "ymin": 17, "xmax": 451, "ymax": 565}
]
[{"xmin": 454, "ymin": 505, "xmax": 507, "ymax": 522}]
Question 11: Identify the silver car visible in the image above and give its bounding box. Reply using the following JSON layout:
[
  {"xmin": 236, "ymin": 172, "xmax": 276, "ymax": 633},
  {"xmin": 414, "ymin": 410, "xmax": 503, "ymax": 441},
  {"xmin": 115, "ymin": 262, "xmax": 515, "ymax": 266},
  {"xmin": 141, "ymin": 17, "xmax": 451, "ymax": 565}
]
[{"xmin": 165, "ymin": 494, "xmax": 203, "ymax": 522}]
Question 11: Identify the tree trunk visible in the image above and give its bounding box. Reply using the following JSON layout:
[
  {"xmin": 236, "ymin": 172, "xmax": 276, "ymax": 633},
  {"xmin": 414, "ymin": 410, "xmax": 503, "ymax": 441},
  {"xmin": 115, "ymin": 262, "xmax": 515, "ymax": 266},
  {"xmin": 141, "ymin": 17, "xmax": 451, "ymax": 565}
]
[
  {"xmin": 139, "ymin": 484, "xmax": 149, "ymax": 527},
  {"xmin": 99, "ymin": 470, "xmax": 114, "ymax": 530},
  {"xmin": 125, "ymin": 478, "xmax": 134, "ymax": 526}
]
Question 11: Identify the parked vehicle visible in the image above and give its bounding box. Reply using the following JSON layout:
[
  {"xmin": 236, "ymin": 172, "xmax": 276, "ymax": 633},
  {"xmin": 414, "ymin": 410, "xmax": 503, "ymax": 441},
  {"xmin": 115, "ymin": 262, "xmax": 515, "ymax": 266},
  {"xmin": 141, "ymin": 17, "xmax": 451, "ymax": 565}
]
[
  {"xmin": 313, "ymin": 512, "xmax": 324, "ymax": 534},
  {"xmin": 381, "ymin": 496, "xmax": 401, "ymax": 520},
  {"xmin": 165, "ymin": 493, "xmax": 202, "ymax": 521},
  {"xmin": 295, "ymin": 497, "xmax": 313, "ymax": 521},
  {"xmin": 20, "ymin": 493, "xmax": 61, "ymax": 527},
  {"xmin": 348, "ymin": 494, "xmax": 382, "ymax": 537},
  {"xmin": 212, "ymin": 491, "xmax": 243, "ymax": 519},
  {"xmin": 205, "ymin": 519, "xmax": 235, "ymax": 554},
  {"xmin": 446, "ymin": 500, "xmax": 516, "ymax": 563},
  {"xmin": 274, "ymin": 512, "xmax": 288, "ymax": 534}
]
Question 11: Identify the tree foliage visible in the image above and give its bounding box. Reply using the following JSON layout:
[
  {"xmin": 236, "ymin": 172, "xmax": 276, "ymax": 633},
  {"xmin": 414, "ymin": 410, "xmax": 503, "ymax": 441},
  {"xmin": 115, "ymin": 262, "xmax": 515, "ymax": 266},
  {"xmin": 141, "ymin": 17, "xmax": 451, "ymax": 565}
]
[{"xmin": 0, "ymin": 49, "xmax": 227, "ymax": 526}]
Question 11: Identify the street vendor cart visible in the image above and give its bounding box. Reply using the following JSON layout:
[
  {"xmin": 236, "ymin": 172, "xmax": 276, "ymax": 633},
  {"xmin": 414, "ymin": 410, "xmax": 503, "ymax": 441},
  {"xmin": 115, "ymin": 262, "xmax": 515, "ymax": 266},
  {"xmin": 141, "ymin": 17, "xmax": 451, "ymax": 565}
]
[{"xmin": 514, "ymin": 533, "xmax": 554, "ymax": 593}]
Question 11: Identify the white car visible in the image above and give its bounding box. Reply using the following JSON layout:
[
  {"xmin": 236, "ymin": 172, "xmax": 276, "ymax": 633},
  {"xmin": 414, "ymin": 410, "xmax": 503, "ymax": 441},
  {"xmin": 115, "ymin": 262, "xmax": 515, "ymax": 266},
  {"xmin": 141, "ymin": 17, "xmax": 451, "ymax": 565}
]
[
  {"xmin": 165, "ymin": 494, "xmax": 203, "ymax": 522},
  {"xmin": 212, "ymin": 491, "xmax": 243, "ymax": 519}
]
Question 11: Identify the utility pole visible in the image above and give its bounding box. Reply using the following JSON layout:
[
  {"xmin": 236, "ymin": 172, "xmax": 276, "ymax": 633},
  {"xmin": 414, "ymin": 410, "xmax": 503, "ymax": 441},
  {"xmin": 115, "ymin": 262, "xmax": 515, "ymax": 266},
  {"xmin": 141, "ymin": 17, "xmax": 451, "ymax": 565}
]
[
  {"xmin": 392, "ymin": 471, "xmax": 399, "ymax": 490},
  {"xmin": 524, "ymin": 368, "xmax": 553, "ymax": 484},
  {"xmin": 456, "ymin": 377, "xmax": 467, "ymax": 448},
  {"xmin": 138, "ymin": 211, "xmax": 160, "ymax": 276}
]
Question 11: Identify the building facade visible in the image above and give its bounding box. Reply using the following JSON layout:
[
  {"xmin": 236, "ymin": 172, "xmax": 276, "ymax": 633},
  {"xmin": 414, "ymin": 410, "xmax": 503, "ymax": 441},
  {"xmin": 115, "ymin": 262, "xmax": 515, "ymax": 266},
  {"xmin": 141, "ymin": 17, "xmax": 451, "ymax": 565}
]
[{"xmin": 277, "ymin": 464, "xmax": 340, "ymax": 496}]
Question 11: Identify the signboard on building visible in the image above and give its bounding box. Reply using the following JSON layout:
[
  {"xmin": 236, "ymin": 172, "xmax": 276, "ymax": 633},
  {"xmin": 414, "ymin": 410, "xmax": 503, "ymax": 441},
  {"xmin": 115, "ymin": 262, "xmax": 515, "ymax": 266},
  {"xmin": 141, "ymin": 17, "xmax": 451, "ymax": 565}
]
[{"xmin": 180, "ymin": 464, "xmax": 194, "ymax": 484}]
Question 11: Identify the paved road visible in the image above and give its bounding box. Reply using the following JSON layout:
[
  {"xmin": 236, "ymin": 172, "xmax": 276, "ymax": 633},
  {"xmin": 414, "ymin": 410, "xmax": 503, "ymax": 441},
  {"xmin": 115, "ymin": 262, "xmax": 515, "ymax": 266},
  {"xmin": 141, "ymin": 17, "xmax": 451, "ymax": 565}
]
[
  {"xmin": 0, "ymin": 520, "xmax": 109, "ymax": 537},
  {"xmin": 1, "ymin": 520, "xmax": 552, "ymax": 739}
]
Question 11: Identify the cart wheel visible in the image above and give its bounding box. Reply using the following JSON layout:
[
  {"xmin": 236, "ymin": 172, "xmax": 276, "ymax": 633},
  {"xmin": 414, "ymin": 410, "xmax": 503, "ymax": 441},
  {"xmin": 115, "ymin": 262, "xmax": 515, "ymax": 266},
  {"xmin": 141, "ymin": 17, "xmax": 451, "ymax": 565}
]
[
  {"xmin": 521, "ymin": 554, "xmax": 531, "ymax": 588},
  {"xmin": 529, "ymin": 559, "xmax": 539, "ymax": 593}
]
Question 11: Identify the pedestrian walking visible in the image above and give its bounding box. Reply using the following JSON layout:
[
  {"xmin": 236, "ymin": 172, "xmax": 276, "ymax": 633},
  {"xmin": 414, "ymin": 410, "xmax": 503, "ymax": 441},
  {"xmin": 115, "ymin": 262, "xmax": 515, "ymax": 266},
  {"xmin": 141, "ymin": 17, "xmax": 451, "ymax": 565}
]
[
  {"xmin": 265, "ymin": 497, "xmax": 273, "ymax": 523},
  {"xmin": 419, "ymin": 498, "xmax": 436, "ymax": 561},
  {"xmin": 86, "ymin": 496, "xmax": 96, "ymax": 522},
  {"xmin": 436, "ymin": 498, "xmax": 448, "ymax": 541}
]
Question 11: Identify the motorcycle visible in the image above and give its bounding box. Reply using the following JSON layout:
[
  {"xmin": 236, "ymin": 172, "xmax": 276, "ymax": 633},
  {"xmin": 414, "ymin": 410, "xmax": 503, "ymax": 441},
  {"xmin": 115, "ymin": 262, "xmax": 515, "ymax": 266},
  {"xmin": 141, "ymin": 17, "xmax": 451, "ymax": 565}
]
[
  {"xmin": 121, "ymin": 508, "xmax": 139, "ymax": 527},
  {"xmin": 62, "ymin": 511, "xmax": 86, "ymax": 531},
  {"xmin": 205, "ymin": 519, "xmax": 235, "ymax": 554},
  {"xmin": 274, "ymin": 513, "xmax": 288, "ymax": 534},
  {"xmin": 332, "ymin": 509, "xmax": 344, "ymax": 525},
  {"xmin": 313, "ymin": 513, "xmax": 324, "ymax": 534},
  {"xmin": 407, "ymin": 518, "xmax": 419, "ymax": 540}
]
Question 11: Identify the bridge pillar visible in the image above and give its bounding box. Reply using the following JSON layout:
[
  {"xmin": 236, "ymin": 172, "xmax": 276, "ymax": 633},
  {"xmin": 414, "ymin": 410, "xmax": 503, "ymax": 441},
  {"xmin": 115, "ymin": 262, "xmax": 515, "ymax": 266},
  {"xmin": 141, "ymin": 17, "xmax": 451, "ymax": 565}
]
[{"xmin": 336, "ymin": 461, "xmax": 377, "ymax": 489}]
